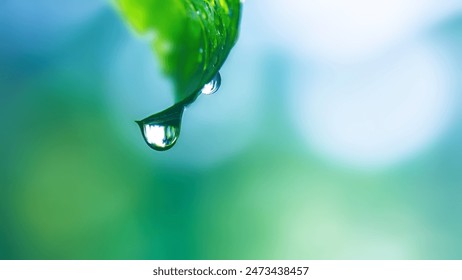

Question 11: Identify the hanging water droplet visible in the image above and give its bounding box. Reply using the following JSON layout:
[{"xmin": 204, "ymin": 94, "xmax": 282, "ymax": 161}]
[
  {"xmin": 136, "ymin": 103, "xmax": 184, "ymax": 151},
  {"xmin": 137, "ymin": 72, "xmax": 224, "ymax": 151},
  {"xmin": 200, "ymin": 72, "xmax": 221, "ymax": 95}
]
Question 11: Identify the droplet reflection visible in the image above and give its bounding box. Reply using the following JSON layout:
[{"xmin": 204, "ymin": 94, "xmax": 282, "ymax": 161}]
[
  {"xmin": 200, "ymin": 72, "xmax": 221, "ymax": 95},
  {"xmin": 136, "ymin": 103, "xmax": 184, "ymax": 151},
  {"xmin": 142, "ymin": 124, "xmax": 179, "ymax": 150}
]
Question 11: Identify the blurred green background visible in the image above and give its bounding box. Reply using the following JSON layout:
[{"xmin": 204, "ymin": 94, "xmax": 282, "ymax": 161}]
[{"xmin": 1, "ymin": 0, "xmax": 462, "ymax": 259}]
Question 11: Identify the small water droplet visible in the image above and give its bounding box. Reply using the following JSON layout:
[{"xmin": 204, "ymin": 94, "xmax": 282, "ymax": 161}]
[
  {"xmin": 137, "ymin": 72, "xmax": 225, "ymax": 151},
  {"xmin": 136, "ymin": 103, "xmax": 184, "ymax": 151},
  {"xmin": 200, "ymin": 72, "xmax": 221, "ymax": 95}
]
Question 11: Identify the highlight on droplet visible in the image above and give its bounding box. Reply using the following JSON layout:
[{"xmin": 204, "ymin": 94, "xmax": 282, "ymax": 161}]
[
  {"xmin": 200, "ymin": 72, "xmax": 221, "ymax": 95},
  {"xmin": 142, "ymin": 123, "xmax": 179, "ymax": 150},
  {"xmin": 136, "ymin": 102, "xmax": 184, "ymax": 151}
]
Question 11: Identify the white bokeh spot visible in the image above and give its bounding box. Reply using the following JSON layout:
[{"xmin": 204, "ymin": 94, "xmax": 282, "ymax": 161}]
[{"xmin": 292, "ymin": 43, "xmax": 455, "ymax": 169}]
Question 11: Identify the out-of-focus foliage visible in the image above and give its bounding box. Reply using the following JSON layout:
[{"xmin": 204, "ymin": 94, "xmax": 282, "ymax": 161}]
[{"xmin": 115, "ymin": 0, "xmax": 241, "ymax": 102}]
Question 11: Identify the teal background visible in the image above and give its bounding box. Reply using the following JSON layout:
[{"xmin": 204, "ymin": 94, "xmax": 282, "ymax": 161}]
[{"xmin": 1, "ymin": 1, "xmax": 462, "ymax": 259}]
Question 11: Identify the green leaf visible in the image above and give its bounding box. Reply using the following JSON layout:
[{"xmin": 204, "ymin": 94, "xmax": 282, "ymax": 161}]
[{"xmin": 115, "ymin": 0, "xmax": 242, "ymax": 102}]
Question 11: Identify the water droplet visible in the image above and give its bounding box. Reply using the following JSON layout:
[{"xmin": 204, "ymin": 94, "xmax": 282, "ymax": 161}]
[
  {"xmin": 200, "ymin": 72, "xmax": 221, "ymax": 95},
  {"xmin": 137, "ymin": 73, "xmax": 224, "ymax": 151},
  {"xmin": 136, "ymin": 103, "xmax": 184, "ymax": 151}
]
